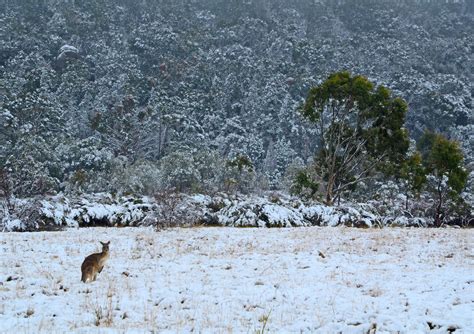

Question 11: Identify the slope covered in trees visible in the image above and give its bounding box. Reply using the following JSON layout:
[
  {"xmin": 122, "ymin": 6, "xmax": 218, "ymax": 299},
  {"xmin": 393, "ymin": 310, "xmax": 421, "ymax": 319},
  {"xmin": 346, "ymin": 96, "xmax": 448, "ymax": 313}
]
[{"xmin": 0, "ymin": 0, "xmax": 472, "ymax": 199}]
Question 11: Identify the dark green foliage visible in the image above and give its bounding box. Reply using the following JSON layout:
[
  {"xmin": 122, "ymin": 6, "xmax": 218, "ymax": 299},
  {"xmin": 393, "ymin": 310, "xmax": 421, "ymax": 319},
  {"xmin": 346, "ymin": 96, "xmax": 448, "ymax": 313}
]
[
  {"xmin": 400, "ymin": 152, "xmax": 427, "ymax": 196},
  {"xmin": 0, "ymin": 168, "xmax": 12, "ymax": 204},
  {"xmin": 224, "ymin": 155, "xmax": 256, "ymax": 194},
  {"xmin": 298, "ymin": 71, "xmax": 409, "ymax": 204},
  {"xmin": 70, "ymin": 169, "xmax": 89, "ymax": 189},
  {"xmin": 291, "ymin": 171, "xmax": 319, "ymax": 199},
  {"xmin": 417, "ymin": 131, "xmax": 468, "ymax": 226},
  {"xmin": 399, "ymin": 151, "xmax": 427, "ymax": 211},
  {"xmin": 418, "ymin": 131, "xmax": 468, "ymax": 193},
  {"xmin": 227, "ymin": 155, "xmax": 254, "ymax": 173}
]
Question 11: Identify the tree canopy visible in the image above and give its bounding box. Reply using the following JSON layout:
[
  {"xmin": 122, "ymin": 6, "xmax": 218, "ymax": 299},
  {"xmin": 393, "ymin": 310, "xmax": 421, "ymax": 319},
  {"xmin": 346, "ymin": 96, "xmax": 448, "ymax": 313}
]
[
  {"xmin": 417, "ymin": 131, "xmax": 468, "ymax": 225},
  {"xmin": 299, "ymin": 71, "xmax": 409, "ymax": 204}
]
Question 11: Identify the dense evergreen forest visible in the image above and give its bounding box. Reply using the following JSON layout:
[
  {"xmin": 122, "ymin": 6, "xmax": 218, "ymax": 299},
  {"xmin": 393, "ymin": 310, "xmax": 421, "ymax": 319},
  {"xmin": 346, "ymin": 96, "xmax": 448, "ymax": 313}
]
[{"xmin": 0, "ymin": 0, "xmax": 472, "ymax": 211}]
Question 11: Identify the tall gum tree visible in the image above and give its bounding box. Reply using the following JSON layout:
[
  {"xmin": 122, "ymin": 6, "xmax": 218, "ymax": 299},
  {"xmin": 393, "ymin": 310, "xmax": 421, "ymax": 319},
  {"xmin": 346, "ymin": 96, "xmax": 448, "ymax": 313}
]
[
  {"xmin": 300, "ymin": 71, "xmax": 409, "ymax": 205},
  {"xmin": 418, "ymin": 131, "xmax": 468, "ymax": 226}
]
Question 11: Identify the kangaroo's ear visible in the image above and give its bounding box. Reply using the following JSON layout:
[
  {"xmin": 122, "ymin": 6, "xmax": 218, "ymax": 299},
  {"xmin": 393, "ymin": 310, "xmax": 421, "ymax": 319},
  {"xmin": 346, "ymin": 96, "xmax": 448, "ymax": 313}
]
[
  {"xmin": 100, "ymin": 241, "xmax": 106, "ymax": 246},
  {"xmin": 106, "ymin": 241, "xmax": 110, "ymax": 245}
]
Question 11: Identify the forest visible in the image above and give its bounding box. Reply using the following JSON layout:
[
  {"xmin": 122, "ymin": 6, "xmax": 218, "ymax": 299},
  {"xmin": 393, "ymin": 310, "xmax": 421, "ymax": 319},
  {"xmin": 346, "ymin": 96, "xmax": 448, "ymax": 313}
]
[{"xmin": 0, "ymin": 0, "xmax": 472, "ymax": 229}]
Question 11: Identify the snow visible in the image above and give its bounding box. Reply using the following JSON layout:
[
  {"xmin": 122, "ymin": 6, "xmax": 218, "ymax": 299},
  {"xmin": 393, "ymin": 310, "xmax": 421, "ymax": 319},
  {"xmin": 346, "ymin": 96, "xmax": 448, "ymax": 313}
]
[
  {"xmin": 1, "ymin": 227, "xmax": 472, "ymax": 332},
  {"xmin": 57, "ymin": 44, "xmax": 79, "ymax": 62},
  {"xmin": 260, "ymin": 203, "xmax": 305, "ymax": 227},
  {"xmin": 38, "ymin": 194, "xmax": 155, "ymax": 228},
  {"xmin": 2, "ymin": 192, "xmax": 466, "ymax": 231},
  {"xmin": 59, "ymin": 44, "xmax": 78, "ymax": 54},
  {"xmin": 1, "ymin": 218, "xmax": 23, "ymax": 231}
]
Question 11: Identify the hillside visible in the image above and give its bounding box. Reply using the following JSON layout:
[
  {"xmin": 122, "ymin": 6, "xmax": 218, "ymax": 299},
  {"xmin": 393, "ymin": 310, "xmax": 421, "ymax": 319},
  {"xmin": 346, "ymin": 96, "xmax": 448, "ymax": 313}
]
[{"xmin": 1, "ymin": 0, "xmax": 472, "ymax": 196}]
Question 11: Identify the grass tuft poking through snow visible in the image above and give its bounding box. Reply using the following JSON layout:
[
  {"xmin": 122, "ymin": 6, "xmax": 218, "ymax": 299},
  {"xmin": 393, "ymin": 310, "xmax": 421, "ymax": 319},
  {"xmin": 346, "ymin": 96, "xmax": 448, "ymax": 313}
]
[{"xmin": 0, "ymin": 227, "xmax": 472, "ymax": 332}]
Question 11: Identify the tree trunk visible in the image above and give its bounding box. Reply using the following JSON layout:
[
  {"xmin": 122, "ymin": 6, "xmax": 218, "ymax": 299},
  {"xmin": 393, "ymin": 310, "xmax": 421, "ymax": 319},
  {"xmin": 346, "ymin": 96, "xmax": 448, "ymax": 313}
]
[
  {"xmin": 325, "ymin": 176, "xmax": 335, "ymax": 206},
  {"xmin": 434, "ymin": 180, "xmax": 443, "ymax": 227},
  {"xmin": 405, "ymin": 191, "xmax": 409, "ymax": 212}
]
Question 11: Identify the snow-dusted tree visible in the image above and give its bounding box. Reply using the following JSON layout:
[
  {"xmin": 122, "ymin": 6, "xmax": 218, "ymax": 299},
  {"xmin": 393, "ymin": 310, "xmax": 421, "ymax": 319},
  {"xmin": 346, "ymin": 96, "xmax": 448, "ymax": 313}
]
[
  {"xmin": 56, "ymin": 137, "xmax": 114, "ymax": 193},
  {"xmin": 159, "ymin": 148, "xmax": 225, "ymax": 194},
  {"xmin": 152, "ymin": 87, "xmax": 207, "ymax": 155},
  {"xmin": 159, "ymin": 150, "xmax": 201, "ymax": 192},
  {"xmin": 224, "ymin": 154, "xmax": 256, "ymax": 194},
  {"xmin": 299, "ymin": 72, "xmax": 409, "ymax": 205},
  {"xmin": 400, "ymin": 152, "xmax": 427, "ymax": 211},
  {"xmin": 107, "ymin": 159, "xmax": 162, "ymax": 196},
  {"xmin": 55, "ymin": 44, "xmax": 96, "ymax": 139},
  {"xmin": 418, "ymin": 131, "xmax": 468, "ymax": 226},
  {"xmin": 92, "ymin": 95, "xmax": 161, "ymax": 163},
  {"xmin": 6, "ymin": 136, "xmax": 61, "ymax": 196},
  {"xmin": 263, "ymin": 138, "xmax": 298, "ymax": 189},
  {"xmin": 192, "ymin": 149, "xmax": 226, "ymax": 193},
  {"xmin": 1, "ymin": 51, "xmax": 65, "ymax": 196}
]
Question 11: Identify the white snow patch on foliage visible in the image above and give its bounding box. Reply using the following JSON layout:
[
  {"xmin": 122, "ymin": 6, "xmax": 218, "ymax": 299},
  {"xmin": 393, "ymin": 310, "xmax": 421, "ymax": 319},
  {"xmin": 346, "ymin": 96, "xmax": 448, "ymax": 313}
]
[
  {"xmin": 216, "ymin": 196, "xmax": 306, "ymax": 227},
  {"xmin": 2, "ymin": 217, "xmax": 24, "ymax": 231},
  {"xmin": 0, "ymin": 192, "xmax": 464, "ymax": 231},
  {"xmin": 59, "ymin": 44, "xmax": 78, "ymax": 53},
  {"xmin": 56, "ymin": 44, "xmax": 80, "ymax": 64},
  {"xmin": 39, "ymin": 194, "xmax": 155, "ymax": 228},
  {"xmin": 261, "ymin": 203, "xmax": 305, "ymax": 227},
  {"xmin": 300, "ymin": 205, "xmax": 340, "ymax": 226}
]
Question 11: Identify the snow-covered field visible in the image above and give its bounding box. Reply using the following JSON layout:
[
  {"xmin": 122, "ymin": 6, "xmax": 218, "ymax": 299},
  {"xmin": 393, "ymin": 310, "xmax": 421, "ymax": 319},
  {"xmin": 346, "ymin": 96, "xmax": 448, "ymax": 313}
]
[{"xmin": 1, "ymin": 227, "xmax": 472, "ymax": 333}]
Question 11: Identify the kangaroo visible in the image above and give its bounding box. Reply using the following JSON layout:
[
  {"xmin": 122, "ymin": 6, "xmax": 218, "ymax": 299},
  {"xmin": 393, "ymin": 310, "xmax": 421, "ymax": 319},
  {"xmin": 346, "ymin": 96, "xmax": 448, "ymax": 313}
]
[{"xmin": 81, "ymin": 241, "xmax": 110, "ymax": 283}]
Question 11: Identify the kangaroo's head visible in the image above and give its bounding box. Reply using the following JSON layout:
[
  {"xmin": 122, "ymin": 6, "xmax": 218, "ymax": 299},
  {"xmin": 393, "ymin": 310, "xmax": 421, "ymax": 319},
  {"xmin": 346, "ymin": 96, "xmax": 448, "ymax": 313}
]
[{"xmin": 100, "ymin": 241, "xmax": 110, "ymax": 254}]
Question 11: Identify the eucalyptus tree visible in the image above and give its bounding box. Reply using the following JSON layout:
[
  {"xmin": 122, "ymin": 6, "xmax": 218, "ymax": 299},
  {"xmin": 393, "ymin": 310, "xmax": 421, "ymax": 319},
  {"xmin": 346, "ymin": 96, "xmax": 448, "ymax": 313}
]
[
  {"xmin": 299, "ymin": 71, "xmax": 409, "ymax": 205},
  {"xmin": 418, "ymin": 131, "xmax": 468, "ymax": 226}
]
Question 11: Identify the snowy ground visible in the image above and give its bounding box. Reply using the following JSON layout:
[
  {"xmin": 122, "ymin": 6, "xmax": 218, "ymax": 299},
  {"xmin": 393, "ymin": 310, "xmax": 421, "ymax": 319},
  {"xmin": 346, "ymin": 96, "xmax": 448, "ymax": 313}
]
[{"xmin": 1, "ymin": 227, "xmax": 472, "ymax": 333}]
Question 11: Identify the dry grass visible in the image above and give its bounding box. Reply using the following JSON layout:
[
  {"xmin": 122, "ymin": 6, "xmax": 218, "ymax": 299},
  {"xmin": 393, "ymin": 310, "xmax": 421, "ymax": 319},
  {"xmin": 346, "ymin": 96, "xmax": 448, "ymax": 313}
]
[{"xmin": 0, "ymin": 227, "xmax": 472, "ymax": 332}]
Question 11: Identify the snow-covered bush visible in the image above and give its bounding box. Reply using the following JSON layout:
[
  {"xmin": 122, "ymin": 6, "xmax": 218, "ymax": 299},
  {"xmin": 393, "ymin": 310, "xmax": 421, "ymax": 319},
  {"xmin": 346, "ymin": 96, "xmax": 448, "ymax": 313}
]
[
  {"xmin": 217, "ymin": 196, "xmax": 306, "ymax": 227},
  {"xmin": 39, "ymin": 193, "xmax": 156, "ymax": 228},
  {"xmin": 1, "ymin": 197, "xmax": 43, "ymax": 231},
  {"xmin": 1, "ymin": 191, "xmax": 471, "ymax": 232}
]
